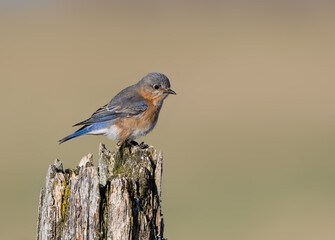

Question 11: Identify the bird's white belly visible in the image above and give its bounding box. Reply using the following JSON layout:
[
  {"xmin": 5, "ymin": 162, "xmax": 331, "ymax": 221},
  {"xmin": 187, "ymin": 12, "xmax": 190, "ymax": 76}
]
[{"xmin": 105, "ymin": 125, "xmax": 121, "ymax": 140}]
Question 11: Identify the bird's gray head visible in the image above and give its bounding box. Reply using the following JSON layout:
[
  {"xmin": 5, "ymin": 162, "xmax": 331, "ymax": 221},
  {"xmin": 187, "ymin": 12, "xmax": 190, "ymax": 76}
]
[{"xmin": 138, "ymin": 72, "xmax": 176, "ymax": 98}]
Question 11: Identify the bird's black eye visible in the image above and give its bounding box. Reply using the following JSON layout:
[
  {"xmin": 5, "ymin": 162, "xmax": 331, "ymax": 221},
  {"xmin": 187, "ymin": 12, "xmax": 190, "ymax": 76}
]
[{"xmin": 153, "ymin": 84, "xmax": 160, "ymax": 90}]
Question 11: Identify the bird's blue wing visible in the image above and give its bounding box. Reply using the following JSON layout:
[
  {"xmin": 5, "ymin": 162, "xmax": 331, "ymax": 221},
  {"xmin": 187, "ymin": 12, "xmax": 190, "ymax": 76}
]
[{"xmin": 73, "ymin": 85, "xmax": 147, "ymax": 126}]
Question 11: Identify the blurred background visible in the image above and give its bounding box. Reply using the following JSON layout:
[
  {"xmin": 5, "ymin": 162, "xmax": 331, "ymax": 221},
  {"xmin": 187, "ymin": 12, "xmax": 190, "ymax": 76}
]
[{"xmin": 1, "ymin": 0, "xmax": 335, "ymax": 239}]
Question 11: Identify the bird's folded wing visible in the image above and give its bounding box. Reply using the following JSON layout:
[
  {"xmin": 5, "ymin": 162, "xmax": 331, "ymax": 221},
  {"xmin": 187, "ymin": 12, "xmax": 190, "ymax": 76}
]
[{"xmin": 73, "ymin": 94, "xmax": 148, "ymax": 126}]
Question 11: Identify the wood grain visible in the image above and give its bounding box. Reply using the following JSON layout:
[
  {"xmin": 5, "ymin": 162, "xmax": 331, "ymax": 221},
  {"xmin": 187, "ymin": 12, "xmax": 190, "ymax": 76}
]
[{"xmin": 37, "ymin": 143, "xmax": 164, "ymax": 240}]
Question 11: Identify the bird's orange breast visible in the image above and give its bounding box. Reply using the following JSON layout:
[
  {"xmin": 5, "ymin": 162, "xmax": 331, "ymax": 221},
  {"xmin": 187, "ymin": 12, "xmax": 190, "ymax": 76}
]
[{"xmin": 113, "ymin": 89, "xmax": 162, "ymax": 141}]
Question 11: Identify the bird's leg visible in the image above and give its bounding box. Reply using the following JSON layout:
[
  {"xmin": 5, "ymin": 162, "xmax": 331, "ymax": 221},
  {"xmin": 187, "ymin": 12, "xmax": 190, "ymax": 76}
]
[
  {"xmin": 116, "ymin": 140, "xmax": 135, "ymax": 158},
  {"xmin": 124, "ymin": 140, "xmax": 148, "ymax": 149},
  {"xmin": 117, "ymin": 140, "xmax": 136, "ymax": 147},
  {"xmin": 127, "ymin": 140, "xmax": 138, "ymax": 146},
  {"xmin": 122, "ymin": 140, "xmax": 139, "ymax": 148},
  {"xmin": 117, "ymin": 140, "xmax": 133, "ymax": 152},
  {"xmin": 117, "ymin": 141, "xmax": 123, "ymax": 147}
]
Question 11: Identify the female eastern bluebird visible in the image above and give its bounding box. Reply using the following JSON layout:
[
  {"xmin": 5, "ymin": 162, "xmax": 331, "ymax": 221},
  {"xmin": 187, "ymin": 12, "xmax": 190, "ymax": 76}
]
[{"xmin": 59, "ymin": 72, "xmax": 176, "ymax": 146}]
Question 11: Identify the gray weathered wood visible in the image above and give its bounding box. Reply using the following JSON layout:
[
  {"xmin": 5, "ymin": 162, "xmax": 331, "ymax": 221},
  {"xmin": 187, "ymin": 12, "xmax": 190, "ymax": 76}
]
[{"xmin": 37, "ymin": 143, "xmax": 164, "ymax": 240}]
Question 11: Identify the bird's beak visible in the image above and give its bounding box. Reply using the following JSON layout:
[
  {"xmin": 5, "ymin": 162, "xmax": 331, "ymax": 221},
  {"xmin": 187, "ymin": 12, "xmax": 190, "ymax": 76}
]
[{"xmin": 166, "ymin": 88, "xmax": 176, "ymax": 95}]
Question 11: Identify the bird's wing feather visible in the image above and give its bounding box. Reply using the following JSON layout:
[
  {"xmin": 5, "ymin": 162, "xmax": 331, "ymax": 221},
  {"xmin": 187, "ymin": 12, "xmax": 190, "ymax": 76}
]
[{"xmin": 73, "ymin": 85, "xmax": 147, "ymax": 126}]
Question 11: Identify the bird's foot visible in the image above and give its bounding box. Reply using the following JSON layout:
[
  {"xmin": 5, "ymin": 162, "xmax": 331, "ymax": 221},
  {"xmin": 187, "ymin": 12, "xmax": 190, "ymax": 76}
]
[
  {"xmin": 139, "ymin": 142, "xmax": 149, "ymax": 149},
  {"xmin": 128, "ymin": 140, "xmax": 148, "ymax": 149},
  {"xmin": 118, "ymin": 140, "xmax": 148, "ymax": 149},
  {"xmin": 128, "ymin": 140, "xmax": 139, "ymax": 147}
]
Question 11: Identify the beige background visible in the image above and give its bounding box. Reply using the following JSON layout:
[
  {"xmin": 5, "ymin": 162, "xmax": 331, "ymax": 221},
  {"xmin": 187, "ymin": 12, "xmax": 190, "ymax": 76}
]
[{"xmin": 1, "ymin": 1, "xmax": 335, "ymax": 239}]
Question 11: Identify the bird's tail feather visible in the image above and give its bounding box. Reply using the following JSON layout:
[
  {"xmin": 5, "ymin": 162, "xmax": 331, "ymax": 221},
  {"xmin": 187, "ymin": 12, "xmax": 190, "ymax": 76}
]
[{"xmin": 58, "ymin": 125, "xmax": 91, "ymax": 144}]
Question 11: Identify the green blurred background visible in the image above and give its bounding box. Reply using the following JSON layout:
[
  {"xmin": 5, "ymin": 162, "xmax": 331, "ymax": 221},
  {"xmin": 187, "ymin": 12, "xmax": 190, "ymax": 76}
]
[{"xmin": 1, "ymin": 1, "xmax": 335, "ymax": 239}]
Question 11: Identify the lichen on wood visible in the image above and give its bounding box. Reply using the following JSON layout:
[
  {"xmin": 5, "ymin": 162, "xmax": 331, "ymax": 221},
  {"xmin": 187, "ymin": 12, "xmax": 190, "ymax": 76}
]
[{"xmin": 36, "ymin": 143, "xmax": 165, "ymax": 240}]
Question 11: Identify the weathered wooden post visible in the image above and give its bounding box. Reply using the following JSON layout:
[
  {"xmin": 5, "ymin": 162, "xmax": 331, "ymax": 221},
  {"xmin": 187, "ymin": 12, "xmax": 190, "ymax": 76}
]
[{"xmin": 36, "ymin": 143, "xmax": 165, "ymax": 240}]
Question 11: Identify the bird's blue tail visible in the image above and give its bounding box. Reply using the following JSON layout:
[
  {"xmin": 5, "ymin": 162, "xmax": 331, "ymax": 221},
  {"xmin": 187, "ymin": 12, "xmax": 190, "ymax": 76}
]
[
  {"xmin": 59, "ymin": 122, "xmax": 109, "ymax": 144},
  {"xmin": 59, "ymin": 126, "xmax": 92, "ymax": 144}
]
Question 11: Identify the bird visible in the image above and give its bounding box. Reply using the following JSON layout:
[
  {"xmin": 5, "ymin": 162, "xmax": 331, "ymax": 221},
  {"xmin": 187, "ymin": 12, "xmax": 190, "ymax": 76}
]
[{"xmin": 59, "ymin": 72, "xmax": 176, "ymax": 147}]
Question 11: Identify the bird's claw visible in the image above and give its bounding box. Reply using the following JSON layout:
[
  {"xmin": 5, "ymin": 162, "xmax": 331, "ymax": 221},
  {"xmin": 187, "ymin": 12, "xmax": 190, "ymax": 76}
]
[
  {"xmin": 118, "ymin": 140, "xmax": 148, "ymax": 149},
  {"xmin": 139, "ymin": 142, "xmax": 149, "ymax": 149},
  {"xmin": 129, "ymin": 140, "xmax": 148, "ymax": 149}
]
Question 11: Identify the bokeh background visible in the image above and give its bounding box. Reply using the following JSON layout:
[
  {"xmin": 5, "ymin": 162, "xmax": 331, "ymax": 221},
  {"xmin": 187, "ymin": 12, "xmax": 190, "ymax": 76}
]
[{"xmin": 1, "ymin": 1, "xmax": 335, "ymax": 239}]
